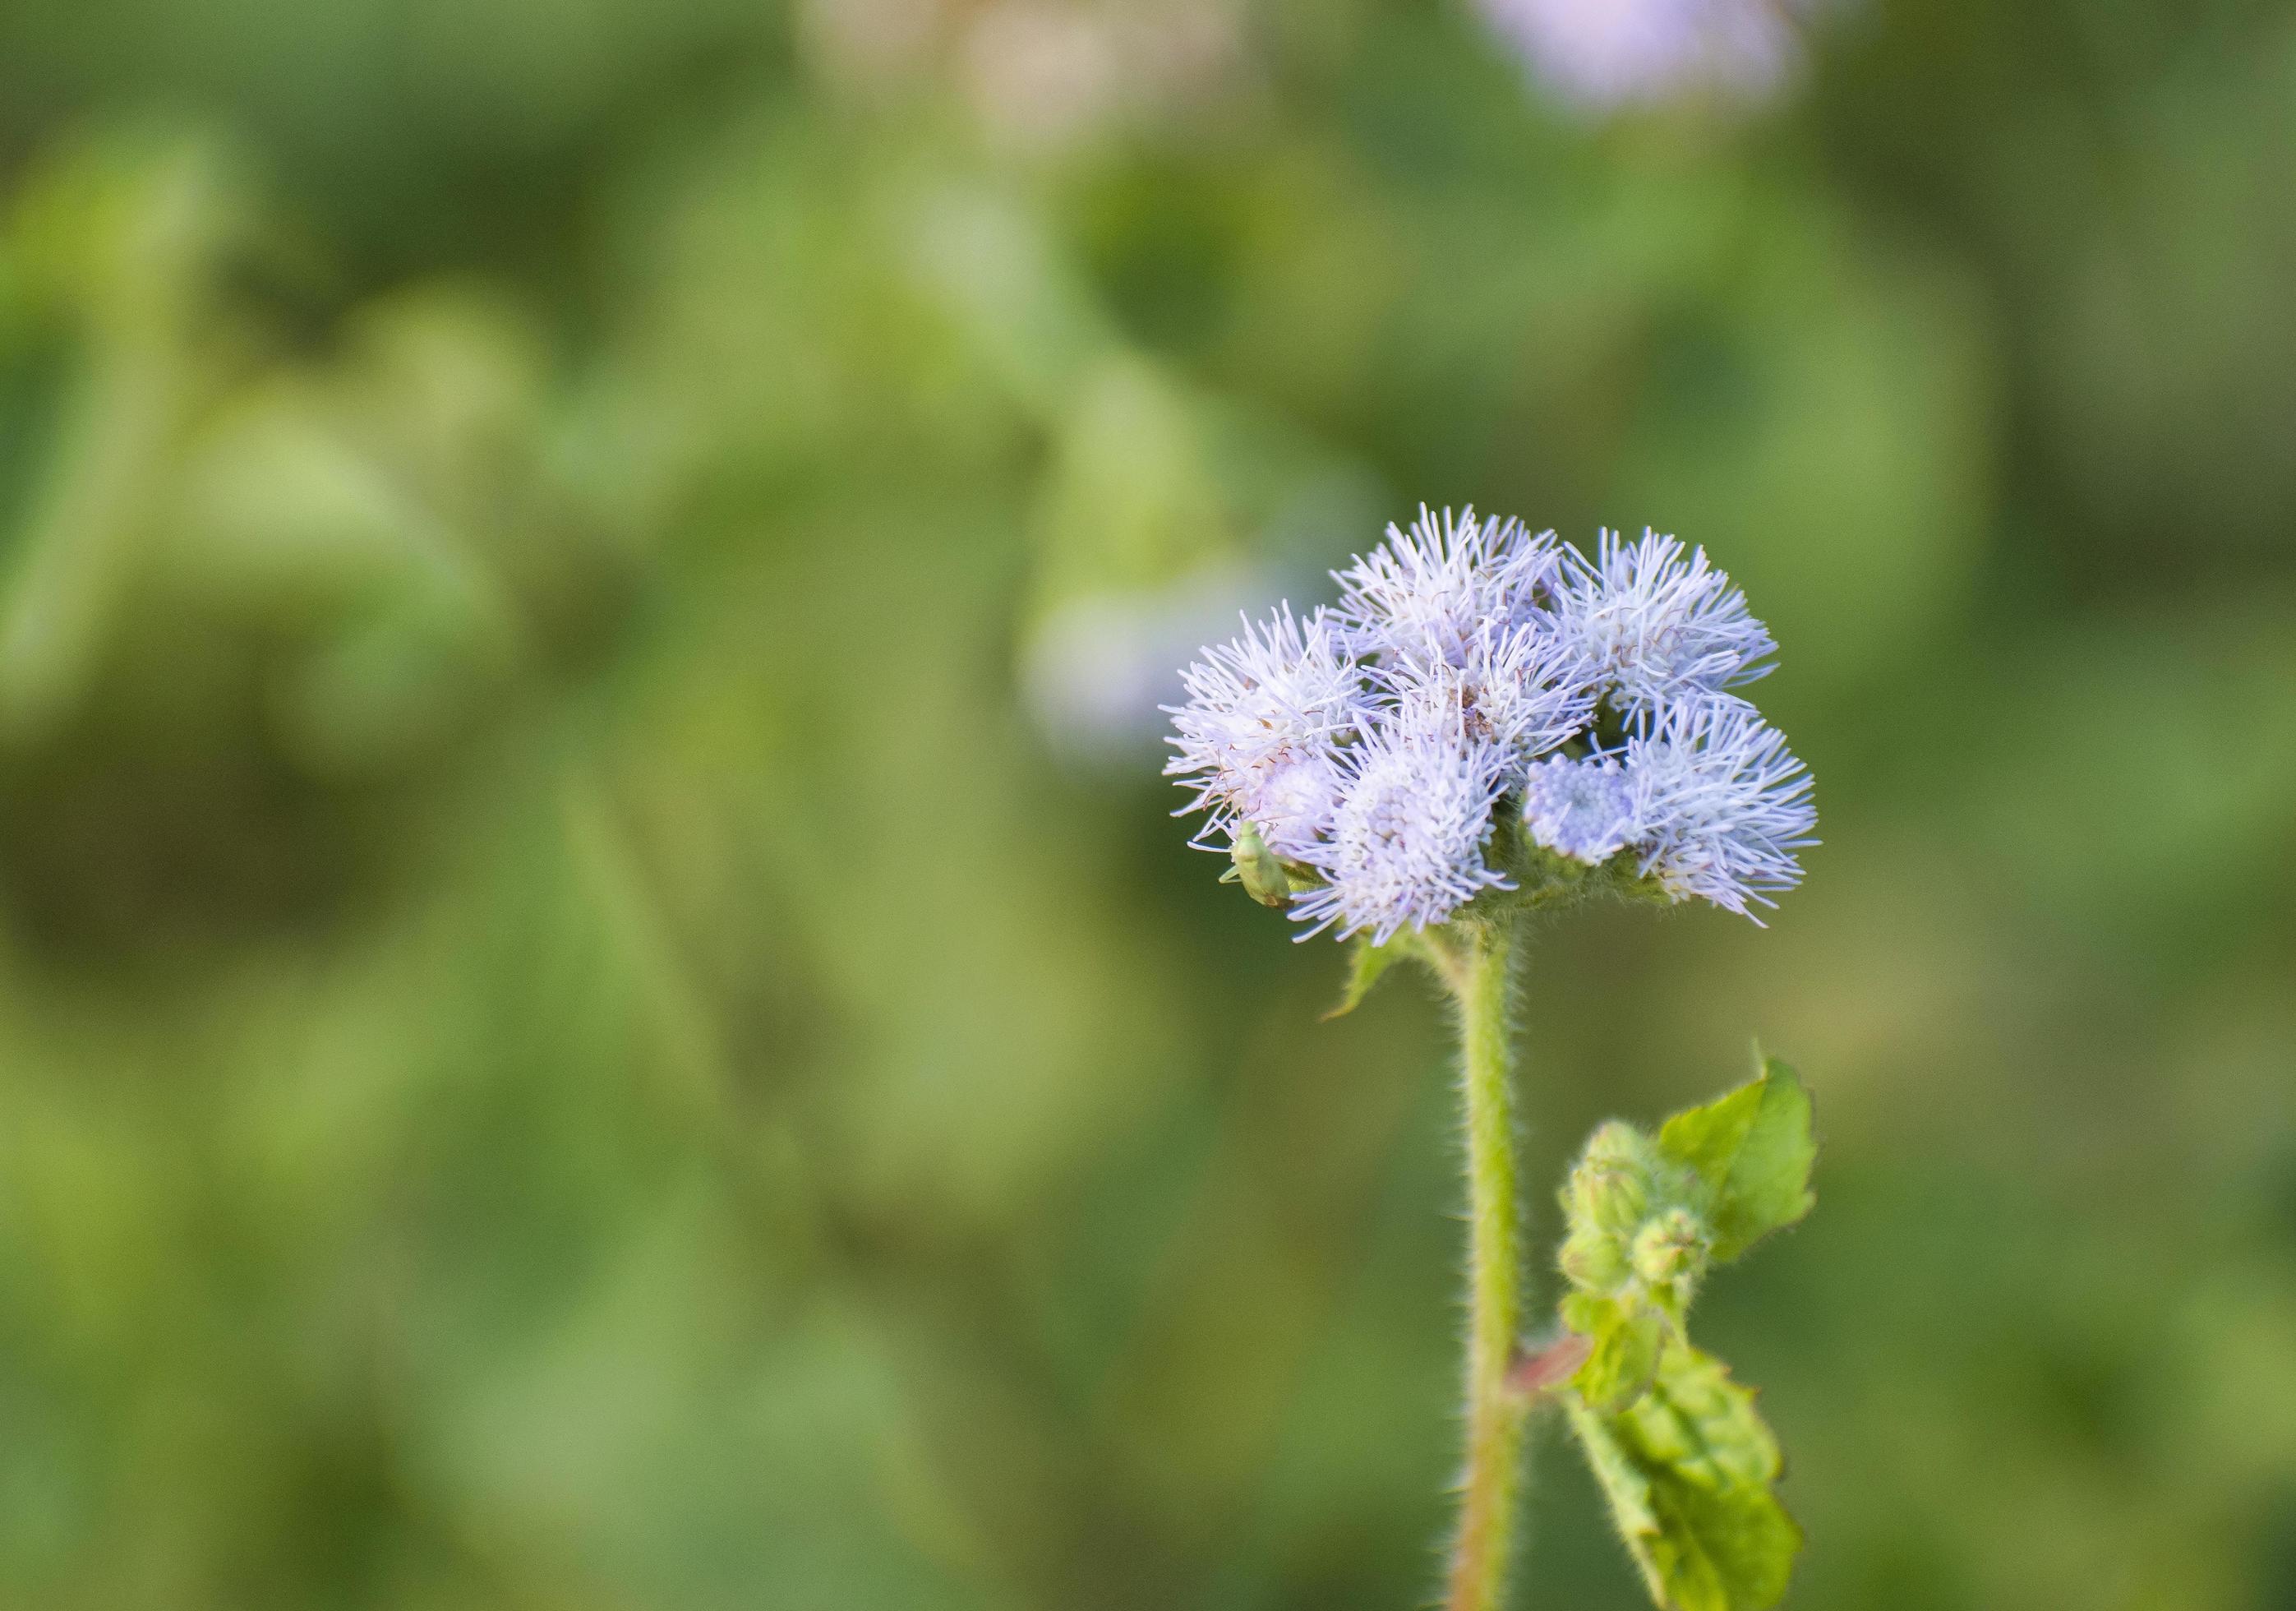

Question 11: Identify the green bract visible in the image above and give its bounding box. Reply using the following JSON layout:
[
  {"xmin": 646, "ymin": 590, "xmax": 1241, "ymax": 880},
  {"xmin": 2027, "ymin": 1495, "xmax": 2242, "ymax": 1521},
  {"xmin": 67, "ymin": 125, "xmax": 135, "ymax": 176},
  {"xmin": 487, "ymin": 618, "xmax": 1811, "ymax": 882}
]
[
  {"xmin": 1322, "ymin": 930, "xmax": 1412, "ymax": 1019},
  {"xmin": 1549, "ymin": 1056, "xmax": 1815, "ymax": 1611}
]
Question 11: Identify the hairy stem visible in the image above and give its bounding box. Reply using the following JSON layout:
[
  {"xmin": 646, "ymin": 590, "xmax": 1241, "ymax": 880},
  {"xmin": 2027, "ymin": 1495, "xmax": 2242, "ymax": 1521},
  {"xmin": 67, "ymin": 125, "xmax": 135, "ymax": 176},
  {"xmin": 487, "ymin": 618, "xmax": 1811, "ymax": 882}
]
[{"xmin": 1443, "ymin": 914, "xmax": 1528, "ymax": 1611}]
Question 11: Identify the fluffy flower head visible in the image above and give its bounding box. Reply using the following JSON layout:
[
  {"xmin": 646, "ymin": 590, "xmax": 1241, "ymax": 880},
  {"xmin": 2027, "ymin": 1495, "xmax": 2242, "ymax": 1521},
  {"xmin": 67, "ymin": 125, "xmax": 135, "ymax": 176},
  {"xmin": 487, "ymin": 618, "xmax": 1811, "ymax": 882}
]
[
  {"xmin": 1335, "ymin": 506, "xmax": 1561, "ymax": 672},
  {"xmin": 1163, "ymin": 509, "xmax": 1815, "ymax": 939},
  {"xmin": 1624, "ymin": 696, "xmax": 1816, "ymax": 920},
  {"xmin": 1164, "ymin": 603, "xmax": 1364, "ymax": 850},
  {"xmin": 1551, "ymin": 529, "xmax": 1774, "ymax": 720},
  {"xmin": 1381, "ymin": 620, "xmax": 1597, "ymax": 761},
  {"xmin": 1520, "ymin": 754, "xmax": 1636, "ymax": 866},
  {"xmin": 1289, "ymin": 709, "xmax": 1513, "ymax": 944},
  {"xmin": 1248, "ymin": 752, "xmax": 1346, "ymax": 861}
]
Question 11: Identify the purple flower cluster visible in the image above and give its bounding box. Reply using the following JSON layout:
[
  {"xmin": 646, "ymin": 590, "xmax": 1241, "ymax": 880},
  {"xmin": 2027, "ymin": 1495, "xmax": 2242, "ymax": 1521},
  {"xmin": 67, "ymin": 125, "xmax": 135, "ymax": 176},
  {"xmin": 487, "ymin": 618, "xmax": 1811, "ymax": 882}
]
[{"xmin": 1165, "ymin": 509, "xmax": 1815, "ymax": 941}]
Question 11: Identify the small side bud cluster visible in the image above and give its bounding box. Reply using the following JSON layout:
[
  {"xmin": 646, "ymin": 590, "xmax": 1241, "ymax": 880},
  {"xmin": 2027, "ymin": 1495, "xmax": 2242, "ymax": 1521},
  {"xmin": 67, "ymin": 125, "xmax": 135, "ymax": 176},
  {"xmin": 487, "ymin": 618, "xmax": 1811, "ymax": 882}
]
[
  {"xmin": 1164, "ymin": 509, "xmax": 1816, "ymax": 941},
  {"xmin": 1630, "ymin": 1207, "xmax": 1714, "ymax": 1307},
  {"xmin": 1558, "ymin": 1122, "xmax": 1712, "ymax": 1321},
  {"xmin": 1547, "ymin": 1061, "xmax": 1816, "ymax": 1606},
  {"xmin": 1557, "ymin": 1120, "xmax": 1659, "ymax": 1290}
]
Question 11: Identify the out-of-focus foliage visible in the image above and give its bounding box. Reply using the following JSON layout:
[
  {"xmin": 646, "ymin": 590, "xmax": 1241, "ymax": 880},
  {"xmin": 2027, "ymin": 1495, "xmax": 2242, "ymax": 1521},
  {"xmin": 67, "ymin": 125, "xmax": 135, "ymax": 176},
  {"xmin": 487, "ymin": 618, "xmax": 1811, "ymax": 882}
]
[{"xmin": 0, "ymin": 2, "xmax": 2290, "ymax": 1608}]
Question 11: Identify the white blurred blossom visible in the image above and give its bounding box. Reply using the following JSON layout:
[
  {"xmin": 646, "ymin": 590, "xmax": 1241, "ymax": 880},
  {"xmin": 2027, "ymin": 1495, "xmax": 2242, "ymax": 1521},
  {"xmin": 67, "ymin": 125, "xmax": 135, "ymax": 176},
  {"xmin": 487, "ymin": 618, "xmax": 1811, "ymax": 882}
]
[
  {"xmin": 961, "ymin": 0, "xmax": 1245, "ymax": 154},
  {"xmin": 1475, "ymin": 0, "xmax": 1809, "ymax": 112},
  {"xmin": 1026, "ymin": 565, "xmax": 1296, "ymax": 757}
]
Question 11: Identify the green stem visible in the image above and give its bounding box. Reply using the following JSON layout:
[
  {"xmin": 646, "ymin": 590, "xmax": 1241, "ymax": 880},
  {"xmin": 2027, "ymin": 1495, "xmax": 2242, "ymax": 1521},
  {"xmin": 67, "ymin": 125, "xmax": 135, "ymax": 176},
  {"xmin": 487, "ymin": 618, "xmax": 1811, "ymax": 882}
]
[{"xmin": 1442, "ymin": 915, "xmax": 1529, "ymax": 1611}]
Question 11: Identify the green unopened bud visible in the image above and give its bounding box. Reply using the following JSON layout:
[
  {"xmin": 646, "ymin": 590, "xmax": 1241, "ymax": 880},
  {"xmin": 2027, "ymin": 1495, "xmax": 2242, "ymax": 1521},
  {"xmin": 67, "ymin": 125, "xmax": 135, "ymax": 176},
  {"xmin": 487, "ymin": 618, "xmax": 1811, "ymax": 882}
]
[
  {"xmin": 1570, "ymin": 1122, "xmax": 1655, "ymax": 1233},
  {"xmin": 1229, "ymin": 820, "xmax": 1291, "ymax": 909},
  {"xmin": 1558, "ymin": 1121, "xmax": 1653, "ymax": 1293},
  {"xmin": 1630, "ymin": 1207, "xmax": 1713, "ymax": 1307}
]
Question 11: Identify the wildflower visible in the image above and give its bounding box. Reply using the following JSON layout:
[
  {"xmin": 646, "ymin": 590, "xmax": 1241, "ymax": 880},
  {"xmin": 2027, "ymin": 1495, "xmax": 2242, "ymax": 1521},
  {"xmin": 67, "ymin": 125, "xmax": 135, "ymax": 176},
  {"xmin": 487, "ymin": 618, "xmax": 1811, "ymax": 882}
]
[
  {"xmin": 1164, "ymin": 603, "xmax": 1366, "ymax": 852},
  {"xmin": 1166, "ymin": 510, "xmax": 1814, "ymax": 940},
  {"xmin": 1551, "ymin": 529, "xmax": 1774, "ymax": 721},
  {"xmin": 1159, "ymin": 506, "xmax": 1822, "ymax": 1611},
  {"xmin": 1334, "ymin": 506, "xmax": 1561, "ymax": 673},
  {"xmin": 1289, "ymin": 707, "xmax": 1513, "ymax": 944},
  {"xmin": 1520, "ymin": 754, "xmax": 1636, "ymax": 866},
  {"xmin": 1623, "ymin": 695, "xmax": 1816, "ymax": 919}
]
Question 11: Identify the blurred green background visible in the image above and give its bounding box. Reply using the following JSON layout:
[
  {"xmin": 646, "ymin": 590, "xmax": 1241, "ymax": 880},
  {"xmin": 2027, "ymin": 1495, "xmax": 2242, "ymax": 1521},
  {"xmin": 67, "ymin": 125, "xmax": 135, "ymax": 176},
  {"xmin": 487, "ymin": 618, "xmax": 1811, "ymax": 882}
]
[{"xmin": 0, "ymin": 1, "xmax": 2291, "ymax": 1606}]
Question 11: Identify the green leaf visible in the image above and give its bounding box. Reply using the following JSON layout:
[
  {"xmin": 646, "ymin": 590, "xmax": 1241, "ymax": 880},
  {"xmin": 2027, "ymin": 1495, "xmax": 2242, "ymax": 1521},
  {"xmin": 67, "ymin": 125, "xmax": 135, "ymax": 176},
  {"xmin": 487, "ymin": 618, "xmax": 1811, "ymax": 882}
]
[
  {"xmin": 1569, "ymin": 1342, "xmax": 1801, "ymax": 1611},
  {"xmin": 1655, "ymin": 1056, "xmax": 1815, "ymax": 1263},
  {"xmin": 1321, "ymin": 932, "xmax": 1409, "ymax": 1020},
  {"xmin": 1563, "ymin": 1290, "xmax": 1666, "ymax": 1413}
]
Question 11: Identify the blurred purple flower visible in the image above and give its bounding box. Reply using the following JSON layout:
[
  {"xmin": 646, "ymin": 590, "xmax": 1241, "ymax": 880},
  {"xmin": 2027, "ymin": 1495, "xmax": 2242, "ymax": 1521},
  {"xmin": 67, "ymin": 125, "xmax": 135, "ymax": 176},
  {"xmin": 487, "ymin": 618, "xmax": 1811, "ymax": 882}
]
[
  {"xmin": 1023, "ymin": 563, "xmax": 1274, "ymax": 760},
  {"xmin": 1474, "ymin": 0, "xmax": 1806, "ymax": 112}
]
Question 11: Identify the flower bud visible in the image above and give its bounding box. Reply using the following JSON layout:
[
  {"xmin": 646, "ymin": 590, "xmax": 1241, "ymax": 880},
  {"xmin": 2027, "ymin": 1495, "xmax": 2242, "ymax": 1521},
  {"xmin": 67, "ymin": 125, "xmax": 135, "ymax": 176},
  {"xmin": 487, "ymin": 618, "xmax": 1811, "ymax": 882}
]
[
  {"xmin": 1630, "ymin": 1206, "xmax": 1713, "ymax": 1305},
  {"xmin": 1569, "ymin": 1122, "xmax": 1653, "ymax": 1231},
  {"xmin": 1557, "ymin": 1121, "xmax": 1653, "ymax": 1293}
]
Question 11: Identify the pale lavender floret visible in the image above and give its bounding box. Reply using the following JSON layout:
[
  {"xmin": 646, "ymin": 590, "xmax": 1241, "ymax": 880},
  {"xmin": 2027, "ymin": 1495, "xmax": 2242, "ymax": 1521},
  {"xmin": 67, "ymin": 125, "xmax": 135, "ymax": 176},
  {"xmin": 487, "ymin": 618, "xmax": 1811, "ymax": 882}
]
[
  {"xmin": 1250, "ymin": 752, "xmax": 1346, "ymax": 861},
  {"xmin": 1289, "ymin": 707, "xmax": 1513, "ymax": 945},
  {"xmin": 1623, "ymin": 695, "xmax": 1816, "ymax": 921},
  {"xmin": 1334, "ymin": 505, "xmax": 1564, "ymax": 673},
  {"xmin": 1381, "ymin": 619, "xmax": 1598, "ymax": 761},
  {"xmin": 1164, "ymin": 603, "xmax": 1366, "ymax": 852},
  {"xmin": 1551, "ymin": 529, "xmax": 1774, "ymax": 722},
  {"xmin": 1520, "ymin": 754, "xmax": 1636, "ymax": 866},
  {"xmin": 1473, "ymin": 0, "xmax": 1804, "ymax": 113}
]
